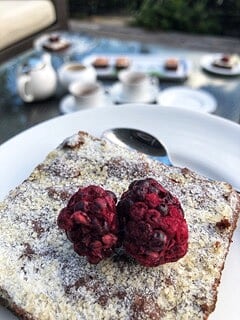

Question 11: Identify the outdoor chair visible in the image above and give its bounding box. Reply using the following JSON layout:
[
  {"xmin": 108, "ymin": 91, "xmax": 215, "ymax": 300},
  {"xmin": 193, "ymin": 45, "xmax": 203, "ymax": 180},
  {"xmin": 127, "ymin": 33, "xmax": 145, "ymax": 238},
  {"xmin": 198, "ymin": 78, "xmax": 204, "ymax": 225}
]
[{"xmin": 0, "ymin": 0, "xmax": 69, "ymax": 64}]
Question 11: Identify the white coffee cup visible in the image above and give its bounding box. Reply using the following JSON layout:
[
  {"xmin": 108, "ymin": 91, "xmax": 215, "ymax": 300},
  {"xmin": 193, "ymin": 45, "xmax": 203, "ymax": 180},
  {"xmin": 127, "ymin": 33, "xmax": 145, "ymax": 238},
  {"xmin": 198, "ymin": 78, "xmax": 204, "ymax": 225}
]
[
  {"xmin": 58, "ymin": 62, "xmax": 97, "ymax": 89},
  {"xmin": 118, "ymin": 70, "xmax": 155, "ymax": 101},
  {"xmin": 69, "ymin": 81, "xmax": 104, "ymax": 109}
]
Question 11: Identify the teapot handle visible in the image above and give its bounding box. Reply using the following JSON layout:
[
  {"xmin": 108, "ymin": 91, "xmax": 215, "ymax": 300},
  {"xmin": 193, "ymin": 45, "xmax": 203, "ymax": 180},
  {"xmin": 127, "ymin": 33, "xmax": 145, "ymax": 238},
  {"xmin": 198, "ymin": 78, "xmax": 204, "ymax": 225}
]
[{"xmin": 17, "ymin": 75, "xmax": 34, "ymax": 102}]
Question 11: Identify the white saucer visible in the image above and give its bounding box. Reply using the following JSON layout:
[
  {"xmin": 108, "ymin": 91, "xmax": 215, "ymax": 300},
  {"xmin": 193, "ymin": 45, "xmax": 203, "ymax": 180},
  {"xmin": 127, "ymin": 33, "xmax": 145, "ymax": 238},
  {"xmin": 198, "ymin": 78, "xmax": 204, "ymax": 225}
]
[
  {"xmin": 201, "ymin": 54, "xmax": 240, "ymax": 76},
  {"xmin": 157, "ymin": 86, "xmax": 217, "ymax": 113},
  {"xmin": 59, "ymin": 94, "xmax": 113, "ymax": 114},
  {"xmin": 108, "ymin": 82, "xmax": 159, "ymax": 104}
]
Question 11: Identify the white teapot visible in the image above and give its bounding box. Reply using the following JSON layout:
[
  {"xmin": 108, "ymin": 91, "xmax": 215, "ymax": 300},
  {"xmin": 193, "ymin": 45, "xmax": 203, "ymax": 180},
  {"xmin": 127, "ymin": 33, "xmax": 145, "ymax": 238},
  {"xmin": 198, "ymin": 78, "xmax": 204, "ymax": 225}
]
[{"xmin": 17, "ymin": 53, "xmax": 57, "ymax": 102}]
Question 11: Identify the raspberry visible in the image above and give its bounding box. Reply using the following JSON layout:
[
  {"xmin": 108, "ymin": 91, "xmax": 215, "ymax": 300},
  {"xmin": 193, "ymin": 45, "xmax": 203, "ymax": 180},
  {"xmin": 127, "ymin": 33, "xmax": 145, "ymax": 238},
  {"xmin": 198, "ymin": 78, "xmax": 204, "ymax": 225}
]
[
  {"xmin": 57, "ymin": 186, "xmax": 119, "ymax": 264},
  {"xmin": 117, "ymin": 178, "xmax": 188, "ymax": 267},
  {"xmin": 221, "ymin": 55, "xmax": 230, "ymax": 62}
]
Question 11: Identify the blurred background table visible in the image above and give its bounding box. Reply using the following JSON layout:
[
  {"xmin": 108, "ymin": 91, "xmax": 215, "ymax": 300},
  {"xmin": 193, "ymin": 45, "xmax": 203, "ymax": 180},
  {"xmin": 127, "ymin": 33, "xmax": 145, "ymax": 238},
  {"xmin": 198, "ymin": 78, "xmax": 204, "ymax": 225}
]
[{"xmin": 0, "ymin": 32, "xmax": 240, "ymax": 145}]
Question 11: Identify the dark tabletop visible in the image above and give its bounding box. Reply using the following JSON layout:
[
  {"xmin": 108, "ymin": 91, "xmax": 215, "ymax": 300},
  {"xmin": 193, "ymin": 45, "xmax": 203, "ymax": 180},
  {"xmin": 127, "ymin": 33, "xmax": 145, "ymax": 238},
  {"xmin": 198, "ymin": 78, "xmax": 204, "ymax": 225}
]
[{"xmin": 0, "ymin": 32, "xmax": 240, "ymax": 145}]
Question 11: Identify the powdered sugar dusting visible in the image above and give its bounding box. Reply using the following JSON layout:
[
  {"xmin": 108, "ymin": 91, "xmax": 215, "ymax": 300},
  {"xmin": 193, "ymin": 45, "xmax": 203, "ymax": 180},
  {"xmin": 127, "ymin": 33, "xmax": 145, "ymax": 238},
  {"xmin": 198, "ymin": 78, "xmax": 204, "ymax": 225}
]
[{"xmin": 0, "ymin": 131, "xmax": 239, "ymax": 320}]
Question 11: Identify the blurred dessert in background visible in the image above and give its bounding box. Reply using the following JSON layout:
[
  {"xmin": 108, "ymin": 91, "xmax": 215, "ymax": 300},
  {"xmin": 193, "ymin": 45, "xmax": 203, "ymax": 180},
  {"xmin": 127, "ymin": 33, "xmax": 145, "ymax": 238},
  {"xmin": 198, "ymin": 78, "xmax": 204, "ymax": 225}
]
[
  {"xmin": 164, "ymin": 58, "xmax": 179, "ymax": 71},
  {"xmin": 212, "ymin": 54, "xmax": 239, "ymax": 69},
  {"xmin": 115, "ymin": 56, "xmax": 130, "ymax": 70},
  {"xmin": 42, "ymin": 33, "xmax": 71, "ymax": 52},
  {"xmin": 92, "ymin": 56, "xmax": 109, "ymax": 68}
]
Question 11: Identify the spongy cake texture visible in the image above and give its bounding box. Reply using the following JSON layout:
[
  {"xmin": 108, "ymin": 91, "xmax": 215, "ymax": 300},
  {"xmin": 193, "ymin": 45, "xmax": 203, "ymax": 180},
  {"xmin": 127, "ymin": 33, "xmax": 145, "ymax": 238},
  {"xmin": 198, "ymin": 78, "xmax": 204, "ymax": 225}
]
[{"xmin": 0, "ymin": 131, "xmax": 239, "ymax": 320}]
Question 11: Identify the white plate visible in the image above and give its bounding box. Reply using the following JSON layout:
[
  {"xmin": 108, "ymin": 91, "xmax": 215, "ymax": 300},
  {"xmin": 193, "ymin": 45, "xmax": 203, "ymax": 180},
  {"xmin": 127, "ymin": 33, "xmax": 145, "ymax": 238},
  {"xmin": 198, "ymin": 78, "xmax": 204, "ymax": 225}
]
[
  {"xmin": 157, "ymin": 86, "xmax": 217, "ymax": 113},
  {"xmin": 83, "ymin": 54, "xmax": 191, "ymax": 80},
  {"xmin": 0, "ymin": 105, "xmax": 240, "ymax": 320},
  {"xmin": 59, "ymin": 94, "xmax": 114, "ymax": 114},
  {"xmin": 201, "ymin": 54, "xmax": 240, "ymax": 76},
  {"xmin": 109, "ymin": 82, "xmax": 159, "ymax": 104}
]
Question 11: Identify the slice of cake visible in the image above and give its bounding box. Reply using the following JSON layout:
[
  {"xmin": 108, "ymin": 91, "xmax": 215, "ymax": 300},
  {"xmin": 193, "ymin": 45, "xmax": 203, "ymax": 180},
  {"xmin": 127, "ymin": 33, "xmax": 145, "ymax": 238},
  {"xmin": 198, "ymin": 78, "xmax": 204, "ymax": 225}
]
[
  {"xmin": 212, "ymin": 54, "xmax": 239, "ymax": 69},
  {"xmin": 115, "ymin": 57, "xmax": 131, "ymax": 70},
  {"xmin": 164, "ymin": 58, "xmax": 179, "ymax": 71},
  {"xmin": 0, "ymin": 131, "xmax": 239, "ymax": 320},
  {"xmin": 92, "ymin": 57, "xmax": 110, "ymax": 69},
  {"xmin": 42, "ymin": 34, "xmax": 71, "ymax": 52}
]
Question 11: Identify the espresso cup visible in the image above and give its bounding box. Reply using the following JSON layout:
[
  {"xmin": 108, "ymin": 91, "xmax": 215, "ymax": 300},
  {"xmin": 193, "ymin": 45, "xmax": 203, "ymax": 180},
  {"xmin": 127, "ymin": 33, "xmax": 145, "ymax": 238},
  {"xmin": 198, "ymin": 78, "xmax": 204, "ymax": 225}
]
[
  {"xmin": 118, "ymin": 70, "xmax": 153, "ymax": 101},
  {"xmin": 69, "ymin": 81, "xmax": 104, "ymax": 109},
  {"xmin": 58, "ymin": 62, "xmax": 97, "ymax": 89}
]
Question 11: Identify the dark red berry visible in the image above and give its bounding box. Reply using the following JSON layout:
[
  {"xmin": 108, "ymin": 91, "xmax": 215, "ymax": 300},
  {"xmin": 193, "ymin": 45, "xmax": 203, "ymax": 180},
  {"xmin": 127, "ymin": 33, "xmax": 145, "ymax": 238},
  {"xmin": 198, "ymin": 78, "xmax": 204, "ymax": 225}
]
[
  {"xmin": 221, "ymin": 54, "xmax": 230, "ymax": 62},
  {"xmin": 117, "ymin": 178, "xmax": 188, "ymax": 267},
  {"xmin": 49, "ymin": 34, "xmax": 60, "ymax": 42},
  {"xmin": 57, "ymin": 185, "xmax": 119, "ymax": 264}
]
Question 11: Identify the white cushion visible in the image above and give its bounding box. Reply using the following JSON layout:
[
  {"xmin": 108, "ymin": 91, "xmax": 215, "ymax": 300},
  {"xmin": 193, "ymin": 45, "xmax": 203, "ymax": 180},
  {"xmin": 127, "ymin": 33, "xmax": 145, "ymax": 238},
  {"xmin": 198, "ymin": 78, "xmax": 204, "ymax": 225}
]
[{"xmin": 0, "ymin": 0, "xmax": 56, "ymax": 50}]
